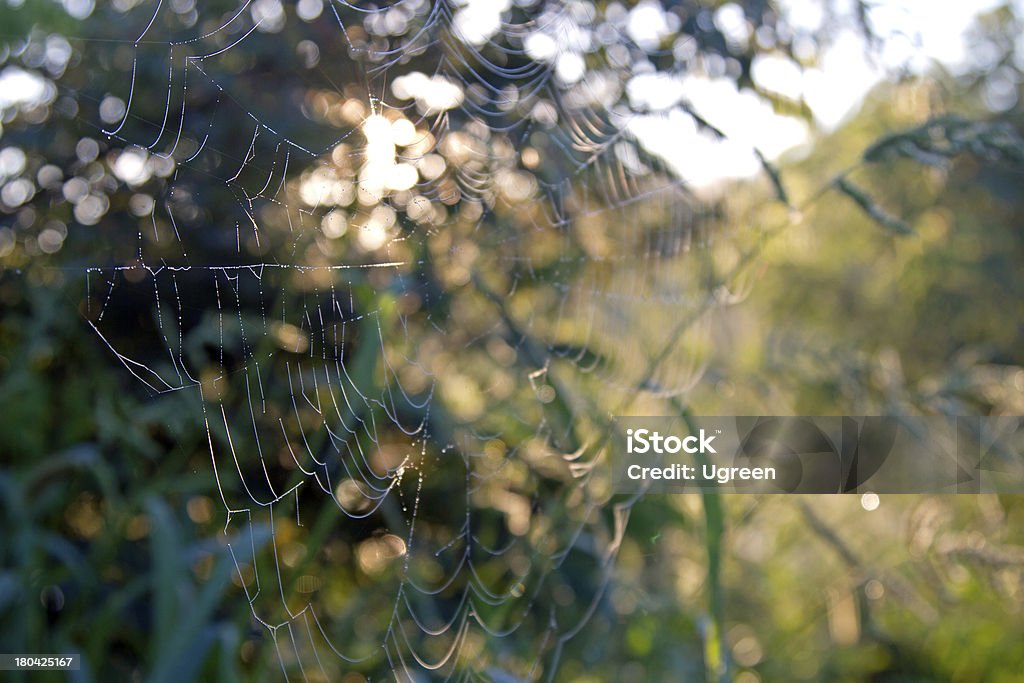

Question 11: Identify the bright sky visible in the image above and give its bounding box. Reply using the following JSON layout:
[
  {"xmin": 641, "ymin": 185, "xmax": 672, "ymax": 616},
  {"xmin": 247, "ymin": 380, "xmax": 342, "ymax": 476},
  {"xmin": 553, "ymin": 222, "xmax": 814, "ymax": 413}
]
[{"xmin": 626, "ymin": 0, "xmax": 1021, "ymax": 189}]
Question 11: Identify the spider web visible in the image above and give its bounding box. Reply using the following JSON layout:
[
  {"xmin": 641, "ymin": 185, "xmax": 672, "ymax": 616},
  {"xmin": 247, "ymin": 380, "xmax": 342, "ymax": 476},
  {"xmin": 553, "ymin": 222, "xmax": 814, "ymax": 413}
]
[{"xmin": 82, "ymin": 1, "xmax": 769, "ymax": 679}]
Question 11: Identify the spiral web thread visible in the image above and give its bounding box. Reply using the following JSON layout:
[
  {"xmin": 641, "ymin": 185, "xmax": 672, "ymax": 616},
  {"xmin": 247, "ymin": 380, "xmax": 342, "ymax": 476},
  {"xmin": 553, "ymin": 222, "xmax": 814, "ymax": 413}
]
[{"xmin": 82, "ymin": 1, "xmax": 771, "ymax": 679}]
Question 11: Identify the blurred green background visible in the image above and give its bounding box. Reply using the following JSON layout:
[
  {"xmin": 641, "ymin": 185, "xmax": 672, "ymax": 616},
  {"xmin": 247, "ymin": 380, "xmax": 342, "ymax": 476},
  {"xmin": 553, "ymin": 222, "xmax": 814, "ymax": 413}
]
[{"xmin": 2, "ymin": 0, "xmax": 1024, "ymax": 681}]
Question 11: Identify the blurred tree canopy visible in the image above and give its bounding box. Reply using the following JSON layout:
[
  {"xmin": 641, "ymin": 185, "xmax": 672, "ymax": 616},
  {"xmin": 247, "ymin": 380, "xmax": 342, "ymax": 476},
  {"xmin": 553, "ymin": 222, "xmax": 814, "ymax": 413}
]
[{"xmin": 1, "ymin": 0, "xmax": 1024, "ymax": 682}]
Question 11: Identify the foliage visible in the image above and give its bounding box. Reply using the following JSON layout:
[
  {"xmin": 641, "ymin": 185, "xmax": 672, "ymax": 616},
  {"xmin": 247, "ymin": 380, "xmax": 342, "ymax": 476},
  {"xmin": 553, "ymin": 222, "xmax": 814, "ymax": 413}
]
[{"xmin": 1, "ymin": 1, "xmax": 1024, "ymax": 682}]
